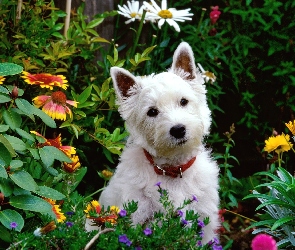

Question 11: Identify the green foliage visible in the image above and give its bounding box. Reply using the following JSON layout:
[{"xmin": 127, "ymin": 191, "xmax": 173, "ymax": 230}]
[
  {"xmin": 214, "ymin": 124, "xmax": 240, "ymax": 209},
  {"xmin": 6, "ymin": 187, "xmax": 222, "ymax": 249},
  {"xmin": 244, "ymin": 167, "xmax": 295, "ymax": 247}
]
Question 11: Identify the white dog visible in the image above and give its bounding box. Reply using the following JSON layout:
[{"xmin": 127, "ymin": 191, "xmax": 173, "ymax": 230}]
[{"xmin": 97, "ymin": 42, "xmax": 220, "ymax": 243}]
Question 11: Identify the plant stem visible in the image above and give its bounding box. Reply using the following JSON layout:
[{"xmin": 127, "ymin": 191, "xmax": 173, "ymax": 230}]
[
  {"xmin": 84, "ymin": 187, "xmax": 105, "ymax": 201},
  {"xmin": 84, "ymin": 228, "xmax": 114, "ymax": 250},
  {"xmin": 196, "ymin": 8, "xmax": 207, "ymax": 35},
  {"xmin": 129, "ymin": 10, "xmax": 146, "ymax": 59}
]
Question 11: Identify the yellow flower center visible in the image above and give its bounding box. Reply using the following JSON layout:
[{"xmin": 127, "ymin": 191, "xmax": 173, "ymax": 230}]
[
  {"xmin": 158, "ymin": 9, "xmax": 172, "ymax": 19},
  {"xmin": 51, "ymin": 91, "xmax": 67, "ymax": 105},
  {"xmin": 130, "ymin": 12, "xmax": 137, "ymax": 18}
]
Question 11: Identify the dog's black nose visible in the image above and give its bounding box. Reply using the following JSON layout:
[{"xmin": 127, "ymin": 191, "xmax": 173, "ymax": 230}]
[{"xmin": 170, "ymin": 124, "xmax": 186, "ymax": 139}]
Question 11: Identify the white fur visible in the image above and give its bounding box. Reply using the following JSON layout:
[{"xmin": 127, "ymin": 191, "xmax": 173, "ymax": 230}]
[{"xmin": 96, "ymin": 42, "xmax": 220, "ymax": 243}]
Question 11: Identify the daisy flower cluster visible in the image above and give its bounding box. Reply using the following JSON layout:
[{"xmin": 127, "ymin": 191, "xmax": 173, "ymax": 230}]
[
  {"xmin": 117, "ymin": 0, "xmax": 193, "ymax": 32},
  {"xmin": 21, "ymin": 71, "xmax": 77, "ymax": 121}
]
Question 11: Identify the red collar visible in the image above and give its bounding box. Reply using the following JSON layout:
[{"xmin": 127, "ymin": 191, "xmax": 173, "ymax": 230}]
[{"xmin": 143, "ymin": 149, "xmax": 196, "ymax": 178}]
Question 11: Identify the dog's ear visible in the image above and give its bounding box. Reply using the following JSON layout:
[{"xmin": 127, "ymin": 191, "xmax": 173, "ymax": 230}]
[
  {"xmin": 171, "ymin": 42, "xmax": 196, "ymax": 80},
  {"xmin": 110, "ymin": 67, "xmax": 138, "ymax": 99}
]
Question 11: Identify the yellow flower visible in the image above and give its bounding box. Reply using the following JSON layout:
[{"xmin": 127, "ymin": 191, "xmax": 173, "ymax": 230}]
[
  {"xmin": 84, "ymin": 200, "xmax": 101, "ymax": 217},
  {"xmin": 53, "ymin": 204, "xmax": 66, "ymax": 223},
  {"xmin": 0, "ymin": 76, "xmax": 5, "ymax": 84},
  {"xmin": 110, "ymin": 206, "xmax": 120, "ymax": 214},
  {"xmin": 264, "ymin": 133, "xmax": 292, "ymax": 154},
  {"xmin": 21, "ymin": 71, "xmax": 68, "ymax": 90},
  {"xmin": 286, "ymin": 120, "xmax": 295, "ymax": 136},
  {"xmin": 44, "ymin": 198, "xmax": 66, "ymax": 223},
  {"xmin": 102, "ymin": 169, "xmax": 113, "ymax": 179}
]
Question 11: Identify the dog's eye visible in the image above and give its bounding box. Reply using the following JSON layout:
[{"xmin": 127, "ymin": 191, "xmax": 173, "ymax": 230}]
[
  {"xmin": 180, "ymin": 98, "xmax": 188, "ymax": 106},
  {"xmin": 147, "ymin": 108, "xmax": 159, "ymax": 117}
]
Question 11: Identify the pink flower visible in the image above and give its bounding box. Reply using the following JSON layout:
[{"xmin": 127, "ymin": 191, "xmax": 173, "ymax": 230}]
[
  {"xmin": 210, "ymin": 6, "xmax": 221, "ymax": 25},
  {"xmin": 251, "ymin": 234, "xmax": 277, "ymax": 250}
]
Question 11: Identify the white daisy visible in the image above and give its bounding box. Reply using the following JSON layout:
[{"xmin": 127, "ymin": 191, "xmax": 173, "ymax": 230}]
[
  {"xmin": 118, "ymin": 0, "xmax": 145, "ymax": 24},
  {"xmin": 143, "ymin": 0, "xmax": 193, "ymax": 32},
  {"xmin": 197, "ymin": 63, "xmax": 217, "ymax": 83}
]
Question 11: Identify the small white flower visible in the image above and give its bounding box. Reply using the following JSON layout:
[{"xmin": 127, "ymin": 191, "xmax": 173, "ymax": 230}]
[
  {"xmin": 197, "ymin": 63, "xmax": 216, "ymax": 83},
  {"xmin": 33, "ymin": 228, "xmax": 42, "ymax": 237},
  {"xmin": 143, "ymin": 0, "xmax": 193, "ymax": 32},
  {"xmin": 118, "ymin": 0, "xmax": 145, "ymax": 24}
]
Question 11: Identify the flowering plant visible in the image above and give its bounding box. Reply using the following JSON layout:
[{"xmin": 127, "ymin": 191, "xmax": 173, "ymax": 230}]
[{"xmin": 244, "ymin": 120, "xmax": 295, "ymax": 247}]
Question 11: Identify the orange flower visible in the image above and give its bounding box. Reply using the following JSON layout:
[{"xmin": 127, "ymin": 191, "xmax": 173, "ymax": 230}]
[
  {"xmin": 63, "ymin": 154, "xmax": 81, "ymax": 173},
  {"xmin": 0, "ymin": 76, "xmax": 5, "ymax": 84},
  {"xmin": 21, "ymin": 71, "xmax": 68, "ymax": 90},
  {"xmin": 33, "ymin": 91, "xmax": 78, "ymax": 121},
  {"xmin": 30, "ymin": 131, "xmax": 76, "ymax": 156}
]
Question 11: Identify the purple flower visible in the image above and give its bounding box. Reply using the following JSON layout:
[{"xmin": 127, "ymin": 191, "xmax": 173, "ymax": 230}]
[
  {"xmin": 192, "ymin": 195, "xmax": 198, "ymax": 202},
  {"xmin": 10, "ymin": 222, "xmax": 18, "ymax": 229},
  {"xmin": 119, "ymin": 209, "xmax": 127, "ymax": 217},
  {"xmin": 251, "ymin": 234, "xmax": 277, "ymax": 250},
  {"xmin": 197, "ymin": 240, "xmax": 202, "ymax": 246},
  {"xmin": 135, "ymin": 247, "xmax": 142, "ymax": 250},
  {"xmin": 155, "ymin": 182, "xmax": 161, "ymax": 187},
  {"xmin": 66, "ymin": 221, "xmax": 74, "ymax": 227},
  {"xmin": 143, "ymin": 227, "xmax": 153, "ymax": 236},
  {"xmin": 118, "ymin": 234, "xmax": 132, "ymax": 246},
  {"xmin": 213, "ymin": 245, "xmax": 223, "ymax": 250},
  {"xmin": 177, "ymin": 210, "xmax": 184, "ymax": 217},
  {"xmin": 119, "ymin": 234, "xmax": 129, "ymax": 243},
  {"xmin": 199, "ymin": 230, "xmax": 204, "ymax": 238},
  {"xmin": 181, "ymin": 219, "xmax": 188, "ymax": 225},
  {"xmin": 197, "ymin": 220, "xmax": 205, "ymax": 228},
  {"xmin": 66, "ymin": 211, "xmax": 74, "ymax": 216}
]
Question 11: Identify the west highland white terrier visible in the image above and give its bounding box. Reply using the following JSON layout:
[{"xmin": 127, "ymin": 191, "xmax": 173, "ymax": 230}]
[{"xmin": 95, "ymin": 42, "xmax": 220, "ymax": 243}]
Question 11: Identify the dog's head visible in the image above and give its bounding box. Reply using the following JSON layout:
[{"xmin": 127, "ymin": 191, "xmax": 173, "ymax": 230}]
[{"xmin": 110, "ymin": 42, "xmax": 211, "ymax": 158}]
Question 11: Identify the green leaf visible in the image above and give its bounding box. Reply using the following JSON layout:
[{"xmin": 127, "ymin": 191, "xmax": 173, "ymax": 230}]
[
  {"xmin": 0, "ymin": 125, "xmax": 9, "ymax": 132},
  {"xmin": 0, "ymin": 63, "xmax": 23, "ymax": 76},
  {"xmin": 86, "ymin": 18, "xmax": 104, "ymax": 28},
  {"xmin": 31, "ymin": 107, "xmax": 56, "ymax": 128},
  {"xmin": 15, "ymin": 128, "xmax": 35, "ymax": 142},
  {"xmin": 28, "ymin": 148, "xmax": 40, "ymax": 160},
  {"xmin": 0, "ymin": 166, "xmax": 8, "ymax": 178},
  {"xmin": 271, "ymin": 216, "xmax": 295, "ymax": 230},
  {"xmin": 0, "ymin": 85, "xmax": 9, "ymax": 94},
  {"xmin": 9, "ymin": 195, "xmax": 52, "ymax": 213},
  {"xmin": 9, "ymin": 170, "xmax": 38, "ymax": 191},
  {"xmin": 15, "ymin": 98, "xmax": 34, "ymax": 114},
  {"xmin": 0, "ymin": 178, "xmax": 13, "ymax": 196},
  {"xmin": 33, "ymin": 186, "xmax": 65, "ymax": 200},
  {"xmin": 39, "ymin": 146, "xmax": 71, "ymax": 167},
  {"xmin": 0, "ymin": 135, "xmax": 16, "ymax": 158},
  {"xmin": 0, "ymin": 143, "xmax": 12, "ymax": 167},
  {"xmin": 0, "ymin": 224, "xmax": 12, "ymax": 242},
  {"xmin": 3, "ymin": 135, "xmax": 27, "ymax": 151},
  {"xmin": 0, "ymin": 209, "xmax": 24, "ymax": 232},
  {"xmin": 10, "ymin": 160, "xmax": 23, "ymax": 171},
  {"xmin": 77, "ymin": 85, "xmax": 92, "ymax": 104},
  {"xmin": 2, "ymin": 109, "xmax": 22, "ymax": 130},
  {"xmin": 0, "ymin": 93, "xmax": 11, "ymax": 103}
]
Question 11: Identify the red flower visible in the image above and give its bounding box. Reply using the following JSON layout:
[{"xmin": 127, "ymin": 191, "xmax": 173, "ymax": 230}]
[{"xmin": 210, "ymin": 6, "xmax": 221, "ymax": 25}]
